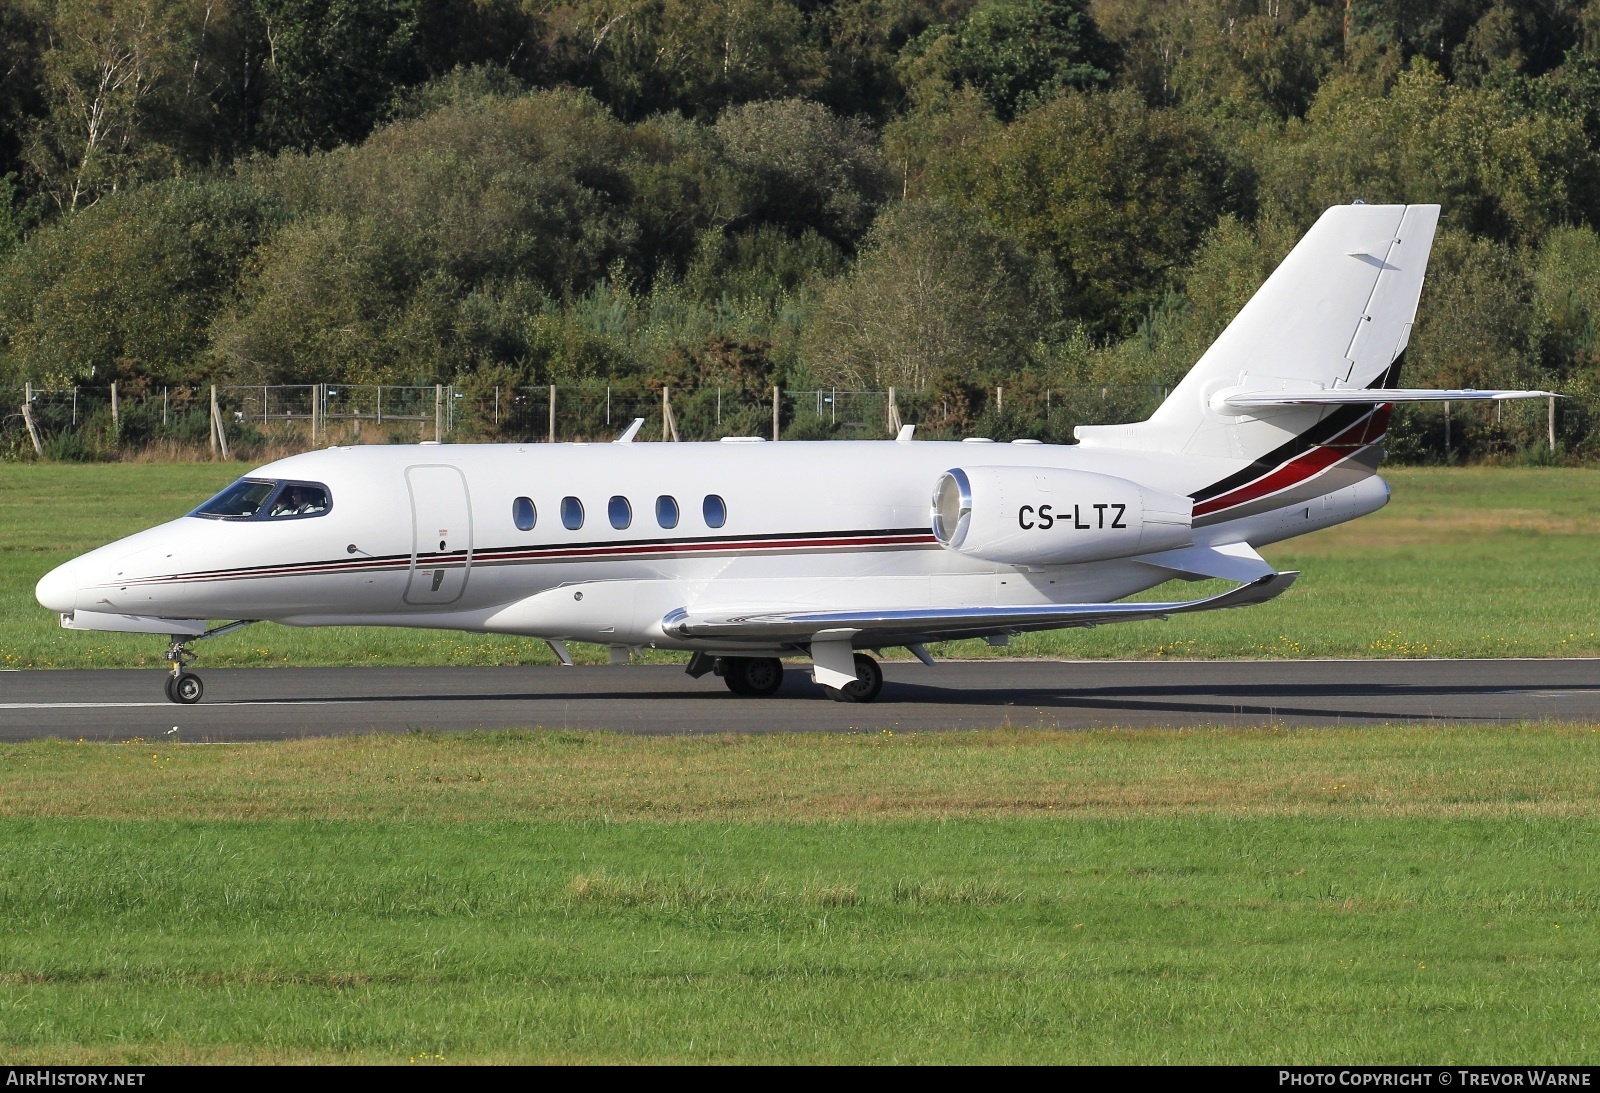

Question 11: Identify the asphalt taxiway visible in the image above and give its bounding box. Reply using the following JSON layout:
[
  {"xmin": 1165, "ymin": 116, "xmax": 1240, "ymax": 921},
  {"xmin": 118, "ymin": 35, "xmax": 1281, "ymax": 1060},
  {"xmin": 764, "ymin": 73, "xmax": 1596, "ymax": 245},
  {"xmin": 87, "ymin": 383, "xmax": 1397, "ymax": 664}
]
[{"xmin": 1, "ymin": 658, "xmax": 1596, "ymax": 740}]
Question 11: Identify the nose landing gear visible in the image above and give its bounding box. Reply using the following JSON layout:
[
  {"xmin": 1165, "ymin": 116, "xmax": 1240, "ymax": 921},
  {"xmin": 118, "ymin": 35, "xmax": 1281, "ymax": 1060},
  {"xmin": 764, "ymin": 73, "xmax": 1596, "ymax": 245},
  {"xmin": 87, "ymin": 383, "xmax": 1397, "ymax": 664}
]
[
  {"xmin": 161, "ymin": 620, "xmax": 259, "ymax": 705},
  {"xmin": 164, "ymin": 669, "xmax": 204, "ymax": 704}
]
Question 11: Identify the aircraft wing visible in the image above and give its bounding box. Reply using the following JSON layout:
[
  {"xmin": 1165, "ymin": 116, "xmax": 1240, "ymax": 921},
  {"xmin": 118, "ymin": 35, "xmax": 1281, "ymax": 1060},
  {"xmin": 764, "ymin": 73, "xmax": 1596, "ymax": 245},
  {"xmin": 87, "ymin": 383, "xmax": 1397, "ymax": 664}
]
[{"xmin": 662, "ymin": 571, "xmax": 1298, "ymax": 648}]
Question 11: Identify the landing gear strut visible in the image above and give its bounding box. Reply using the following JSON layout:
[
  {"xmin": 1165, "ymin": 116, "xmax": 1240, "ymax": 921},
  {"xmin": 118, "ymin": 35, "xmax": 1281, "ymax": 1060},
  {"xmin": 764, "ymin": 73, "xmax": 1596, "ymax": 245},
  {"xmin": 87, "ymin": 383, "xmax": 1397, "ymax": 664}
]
[{"xmin": 162, "ymin": 620, "xmax": 258, "ymax": 705}]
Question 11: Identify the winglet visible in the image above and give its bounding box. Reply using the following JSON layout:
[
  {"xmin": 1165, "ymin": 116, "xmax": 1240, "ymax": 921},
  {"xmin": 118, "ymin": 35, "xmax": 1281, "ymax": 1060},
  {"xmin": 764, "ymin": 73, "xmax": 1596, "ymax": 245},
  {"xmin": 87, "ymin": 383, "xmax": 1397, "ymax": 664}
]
[{"xmin": 614, "ymin": 418, "xmax": 645, "ymax": 444}]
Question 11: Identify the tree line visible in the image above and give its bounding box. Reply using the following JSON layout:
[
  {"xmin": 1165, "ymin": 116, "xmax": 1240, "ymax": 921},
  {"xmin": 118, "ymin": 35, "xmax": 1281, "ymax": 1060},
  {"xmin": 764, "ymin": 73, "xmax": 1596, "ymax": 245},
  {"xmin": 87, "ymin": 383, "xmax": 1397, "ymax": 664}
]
[{"xmin": 3, "ymin": 0, "xmax": 1600, "ymax": 458}]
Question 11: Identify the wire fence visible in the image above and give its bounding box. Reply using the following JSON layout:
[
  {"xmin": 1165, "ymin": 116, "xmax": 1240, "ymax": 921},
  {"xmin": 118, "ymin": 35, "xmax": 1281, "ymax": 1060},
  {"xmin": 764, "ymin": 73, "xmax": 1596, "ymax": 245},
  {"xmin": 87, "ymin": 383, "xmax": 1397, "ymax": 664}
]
[{"xmin": 0, "ymin": 380, "xmax": 1587, "ymax": 464}]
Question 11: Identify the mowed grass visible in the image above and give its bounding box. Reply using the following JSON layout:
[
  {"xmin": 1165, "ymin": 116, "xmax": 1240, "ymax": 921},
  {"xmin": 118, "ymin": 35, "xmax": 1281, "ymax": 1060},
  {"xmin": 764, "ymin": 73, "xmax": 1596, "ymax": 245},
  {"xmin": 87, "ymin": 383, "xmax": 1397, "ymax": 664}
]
[
  {"xmin": 2, "ymin": 461, "xmax": 1599, "ymax": 668},
  {"xmin": 2, "ymin": 726, "xmax": 1600, "ymax": 1064}
]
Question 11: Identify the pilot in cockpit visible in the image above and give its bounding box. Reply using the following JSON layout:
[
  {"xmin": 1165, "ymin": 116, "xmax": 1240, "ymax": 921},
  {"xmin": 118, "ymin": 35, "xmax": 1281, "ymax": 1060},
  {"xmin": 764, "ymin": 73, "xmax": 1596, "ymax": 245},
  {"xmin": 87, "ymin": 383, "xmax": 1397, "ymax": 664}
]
[{"xmin": 270, "ymin": 485, "xmax": 327, "ymax": 518}]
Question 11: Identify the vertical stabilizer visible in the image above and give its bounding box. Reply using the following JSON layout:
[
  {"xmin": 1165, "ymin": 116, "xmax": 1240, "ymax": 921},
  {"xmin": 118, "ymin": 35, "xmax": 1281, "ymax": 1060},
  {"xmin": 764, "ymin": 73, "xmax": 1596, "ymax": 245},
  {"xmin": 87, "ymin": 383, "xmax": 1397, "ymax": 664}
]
[{"xmin": 1075, "ymin": 203, "xmax": 1440, "ymax": 459}]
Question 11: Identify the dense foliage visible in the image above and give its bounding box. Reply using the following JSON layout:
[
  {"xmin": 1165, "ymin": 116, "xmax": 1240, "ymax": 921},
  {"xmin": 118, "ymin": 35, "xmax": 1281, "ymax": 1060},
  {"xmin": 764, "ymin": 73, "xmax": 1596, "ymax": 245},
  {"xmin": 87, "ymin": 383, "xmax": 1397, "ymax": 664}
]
[{"xmin": 3, "ymin": 0, "xmax": 1600, "ymax": 457}]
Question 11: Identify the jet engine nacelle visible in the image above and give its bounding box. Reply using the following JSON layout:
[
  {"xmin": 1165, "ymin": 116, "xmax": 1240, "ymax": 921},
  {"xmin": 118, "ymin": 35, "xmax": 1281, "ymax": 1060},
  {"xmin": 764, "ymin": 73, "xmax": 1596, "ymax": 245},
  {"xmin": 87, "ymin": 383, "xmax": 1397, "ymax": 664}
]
[{"xmin": 932, "ymin": 466, "xmax": 1192, "ymax": 565}]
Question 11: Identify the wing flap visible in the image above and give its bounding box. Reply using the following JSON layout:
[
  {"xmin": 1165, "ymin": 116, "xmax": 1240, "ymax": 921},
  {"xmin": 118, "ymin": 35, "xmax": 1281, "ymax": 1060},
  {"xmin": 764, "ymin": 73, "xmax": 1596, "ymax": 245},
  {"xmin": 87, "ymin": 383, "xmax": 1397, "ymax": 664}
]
[{"xmin": 662, "ymin": 572, "xmax": 1298, "ymax": 646}]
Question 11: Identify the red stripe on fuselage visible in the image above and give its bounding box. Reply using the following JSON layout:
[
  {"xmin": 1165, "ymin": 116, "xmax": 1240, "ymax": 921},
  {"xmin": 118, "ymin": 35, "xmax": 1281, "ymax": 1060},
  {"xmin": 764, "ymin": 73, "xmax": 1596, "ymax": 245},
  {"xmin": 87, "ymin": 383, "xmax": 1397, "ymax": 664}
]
[
  {"xmin": 120, "ymin": 531, "xmax": 941, "ymax": 586},
  {"xmin": 1191, "ymin": 406, "xmax": 1390, "ymax": 519}
]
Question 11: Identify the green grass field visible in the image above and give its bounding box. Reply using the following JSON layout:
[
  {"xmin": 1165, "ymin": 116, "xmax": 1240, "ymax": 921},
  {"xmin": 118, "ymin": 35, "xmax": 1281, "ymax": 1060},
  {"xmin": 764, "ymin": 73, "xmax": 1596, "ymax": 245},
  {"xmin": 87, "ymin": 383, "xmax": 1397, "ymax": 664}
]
[
  {"xmin": 5, "ymin": 463, "xmax": 1599, "ymax": 1062},
  {"xmin": 3, "ymin": 726, "xmax": 1599, "ymax": 1064},
  {"xmin": 3, "ymin": 461, "xmax": 1599, "ymax": 668}
]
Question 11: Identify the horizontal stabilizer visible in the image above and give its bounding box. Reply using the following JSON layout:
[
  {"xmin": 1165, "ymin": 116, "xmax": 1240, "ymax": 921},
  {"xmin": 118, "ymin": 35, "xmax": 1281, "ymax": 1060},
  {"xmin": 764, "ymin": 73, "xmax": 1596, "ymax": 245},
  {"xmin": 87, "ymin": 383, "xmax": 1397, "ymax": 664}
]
[
  {"xmin": 662, "ymin": 572, "xmax": 1298, "ymax": 647},
  {"xmin": 1133, "ymin": 542, "xmax": 1275, "ymax": 582},
  {"xmin": 1217, "ymin": 388, "xmax": 1556, "ymax": 412}
]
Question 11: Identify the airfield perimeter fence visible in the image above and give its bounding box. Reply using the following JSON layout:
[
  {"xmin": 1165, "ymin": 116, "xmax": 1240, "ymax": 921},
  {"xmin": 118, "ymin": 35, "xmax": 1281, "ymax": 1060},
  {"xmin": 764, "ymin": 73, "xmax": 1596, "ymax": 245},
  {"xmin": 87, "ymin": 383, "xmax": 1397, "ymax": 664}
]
[{"xmin": 1, "ymin": 380, "xmax": 1590, "ymax": 464}]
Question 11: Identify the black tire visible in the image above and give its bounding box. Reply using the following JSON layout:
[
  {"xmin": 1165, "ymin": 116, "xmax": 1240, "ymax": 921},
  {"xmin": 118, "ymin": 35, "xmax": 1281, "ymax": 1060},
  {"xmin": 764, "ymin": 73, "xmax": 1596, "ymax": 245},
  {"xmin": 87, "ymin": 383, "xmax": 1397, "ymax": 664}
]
[
  {"xmin": 722, "ymin": 657, "xmax": 753, "ymax": 695},
  {"xmin": 739, "ymin": 657, "xmax": 784, "ymax": 697},
  {"xmin": 171, "ymin": 672, "xmax": 204, "ymax": 705},
  {"xmin": 163, "ymin": 673, "xmax": 179, "ymax": 703},
  {"xmin": 825, "ymin": 654, "xmax": 882, "ymax": 704}
]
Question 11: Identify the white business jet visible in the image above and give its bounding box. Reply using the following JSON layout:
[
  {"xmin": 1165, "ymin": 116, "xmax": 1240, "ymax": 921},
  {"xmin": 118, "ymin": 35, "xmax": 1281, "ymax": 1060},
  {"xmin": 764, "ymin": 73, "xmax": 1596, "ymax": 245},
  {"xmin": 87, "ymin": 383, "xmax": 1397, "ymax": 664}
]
[{"xmin": 35, "ymin": 203, "xmax": 1553, "ymax": 704}]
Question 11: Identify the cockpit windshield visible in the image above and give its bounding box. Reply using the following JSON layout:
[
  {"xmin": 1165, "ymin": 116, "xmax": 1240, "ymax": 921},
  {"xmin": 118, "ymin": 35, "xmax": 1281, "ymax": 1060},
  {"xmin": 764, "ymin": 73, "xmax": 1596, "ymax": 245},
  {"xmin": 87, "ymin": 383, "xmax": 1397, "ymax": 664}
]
[
  {"xmin": 268, "ymin": 483, "xmax": 330, "ymax": 518},
  {"xmin": 191, "ymin": 479, "xmax": 332, "ymax": 521}
]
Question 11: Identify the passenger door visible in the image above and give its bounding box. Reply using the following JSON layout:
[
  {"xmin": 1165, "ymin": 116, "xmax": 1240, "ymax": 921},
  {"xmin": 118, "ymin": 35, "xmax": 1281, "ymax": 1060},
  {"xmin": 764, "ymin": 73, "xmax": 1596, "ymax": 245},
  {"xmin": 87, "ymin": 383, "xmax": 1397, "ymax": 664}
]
[{"xmin": 404, "ymin": 465, "xmax": 472, "ymax": 606}]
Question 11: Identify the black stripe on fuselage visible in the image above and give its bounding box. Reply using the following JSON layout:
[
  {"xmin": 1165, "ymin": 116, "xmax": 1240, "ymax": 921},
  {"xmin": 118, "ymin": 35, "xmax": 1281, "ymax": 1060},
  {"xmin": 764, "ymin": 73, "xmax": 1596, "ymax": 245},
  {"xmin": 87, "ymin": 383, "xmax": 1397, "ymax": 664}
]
[
  {"xmin": 131, "ymin": 526, "xmax": 937, "ymax": 585},
  {"xmin": 1188, "ymin": 356, "xmax": 1405, "ymax": 505}
]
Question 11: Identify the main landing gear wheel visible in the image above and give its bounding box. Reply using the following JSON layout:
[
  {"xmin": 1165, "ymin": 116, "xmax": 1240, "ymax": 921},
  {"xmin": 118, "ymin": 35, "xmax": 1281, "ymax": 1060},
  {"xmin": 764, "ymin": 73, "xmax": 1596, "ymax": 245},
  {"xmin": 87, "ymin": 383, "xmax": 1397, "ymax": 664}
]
[
  {"xmin": 165, "ymin": 671, "xmax": 204, "ymax": 705},
  {"xmin": 824, "ymin": 653, "xmax": 883, "ymax": 704},
  {"xmin": 722, "ymin": 657, "xmax": 785, "ymax": 697}
]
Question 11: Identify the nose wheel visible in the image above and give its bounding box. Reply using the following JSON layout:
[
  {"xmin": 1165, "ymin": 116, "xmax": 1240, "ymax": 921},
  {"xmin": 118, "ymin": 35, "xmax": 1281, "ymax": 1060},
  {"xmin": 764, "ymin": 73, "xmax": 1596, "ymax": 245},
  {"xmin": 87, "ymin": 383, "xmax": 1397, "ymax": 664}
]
[{"xmin": 165, "ymin": 671, "xmax": 204, "ymax": 704}]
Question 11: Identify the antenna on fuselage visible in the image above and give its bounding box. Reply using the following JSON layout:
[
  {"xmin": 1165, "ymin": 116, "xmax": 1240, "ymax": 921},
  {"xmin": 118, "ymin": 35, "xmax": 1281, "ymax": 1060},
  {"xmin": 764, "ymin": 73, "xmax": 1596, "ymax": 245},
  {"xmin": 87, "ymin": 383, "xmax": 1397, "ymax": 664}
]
[{"xmin": 614, "ymin": 418, "xmax": 645, "ymax": 444}]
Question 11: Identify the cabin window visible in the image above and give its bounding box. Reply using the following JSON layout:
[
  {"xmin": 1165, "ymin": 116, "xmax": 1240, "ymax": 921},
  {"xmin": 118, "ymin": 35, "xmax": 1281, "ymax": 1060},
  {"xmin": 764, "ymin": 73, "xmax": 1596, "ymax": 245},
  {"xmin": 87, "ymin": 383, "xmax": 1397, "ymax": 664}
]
[
  {"xmin": 703, "ymin": 494, "xmax": 727, "ymax": 529},
  {"xmin": 561, "ymin": 496, "xmax": 584, "ymax": 530},
  {"xmin": 656, "ymin": 495, "xmax": 679, "ymax": 529},
  {"xmin": 268, "ymin": 483, "xmax": 331, "ymax": 518},
  {"xmin": 608, "ymin": 495, "xmax": 632, "ymax": 530},
  {"xmin": 192, "ymin": 479, "xmax": 278, "ymax": 519},
  {"xmin": 512, "ymin": 496, "xmax": 536, "ymax": 531}
]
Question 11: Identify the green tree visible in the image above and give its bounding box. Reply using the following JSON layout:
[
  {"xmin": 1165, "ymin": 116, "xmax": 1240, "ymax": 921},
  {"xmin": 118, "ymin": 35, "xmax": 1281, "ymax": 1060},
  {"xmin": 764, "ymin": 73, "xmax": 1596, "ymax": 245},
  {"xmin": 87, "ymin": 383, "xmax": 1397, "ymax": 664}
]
[
  {"xmin": 1253, "ymin": 61, "xmax": 1598, "ymax": 244},
  {"xmin": 1096, "ymin": 0, "xmax": 1342, "ymax": 118},
  {"xmin": 243, "ymin": 0, "xmax": 427, "ymax": 151},
  {"xmin": 900, "ymin": 0, "xmax": 1116, "ymax": 119},
  {"xmin": 548, "ymin": 0, "xmax": 825, "ymax": 121},
  {"xmin": 0, "ymin": 178, "xmax": 280, "ymax": 384},
  {"xmin": 800, "ymin": 198, "xmax": 1047, "ymax": 390},
  {"xmin": 921, "ymin": 89, "xmax": 1235, "ymax": 335},
  {"xmin": 24, "ymin": 0, "xmax": 192, "ymax": 210},
  {"xmin": 712, "ymin": 98, "xmax": 891, "ymax": 248}
]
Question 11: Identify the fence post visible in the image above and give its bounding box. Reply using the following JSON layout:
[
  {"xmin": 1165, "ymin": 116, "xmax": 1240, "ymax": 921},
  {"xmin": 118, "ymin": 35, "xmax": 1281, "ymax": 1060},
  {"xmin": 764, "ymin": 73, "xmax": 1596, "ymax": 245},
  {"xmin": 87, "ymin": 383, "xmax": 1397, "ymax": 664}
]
[
  {"xmin": 1549, "ymin": 396, "xmax": 1557, "ymax": 451},
  {"xmin": 310, "ymin": 383, "xmax": 320, "ymax": 445},
  {"xmin": 772, "ymin": 385, "xmax": 780, "ymax": 441},
  {"xmin": 161, "ymin": 387, "xmax": 167, "ymax": 428},
  {"xmin": 73, "ymin": 386, "xmax": 78, "ymax": 426},
  {"xmin": 996, "ymin": 386, "xmax": 1003, "ymax": 414},
  {"xmin": 662, "ymin": 386, "xmax": 680, "ymax": 442},
  {"xmin": 887, "ymin": 386, "xmax": 902, "ymax": 436},
  {"xmin": 21, "ymin": 382, "xmax": 43, "ymax": 458},
  {"xmin": 210, "ymin": 385, "xmax": 231, "ymax": 460},
  {"xmin": 1444, "ymin": 400, "xmax": 1451, "ymax": 459},
  {"xmin": 434, "ymin": 384, "xmax": 443, "ymax": 442},
  {"xmin": 548, "ymin": 384, "xmax": 556, "ymax": 443},
  {"xmin": 110, "ymin": 381, "xmax": 119, "ymax": 431}
]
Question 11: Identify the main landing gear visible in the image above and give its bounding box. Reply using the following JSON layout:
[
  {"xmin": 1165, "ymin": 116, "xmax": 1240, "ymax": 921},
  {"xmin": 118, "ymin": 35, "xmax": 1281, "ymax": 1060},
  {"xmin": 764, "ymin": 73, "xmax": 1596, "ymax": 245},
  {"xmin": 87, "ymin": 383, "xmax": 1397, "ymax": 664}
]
[
  {"xmin": 822, "ymin": 653, "xmax": 883, "ymax": 704},
  {"xmin": 162, "ymin": 620, "xmax": 258, "ymax": 705},
  {"xmin": 718, "ymin": 656, "xmax": 786, "ymax": 697},
  {"xmin": 686, "ymin": 650, "xmax": 886, "ymax": 702}
]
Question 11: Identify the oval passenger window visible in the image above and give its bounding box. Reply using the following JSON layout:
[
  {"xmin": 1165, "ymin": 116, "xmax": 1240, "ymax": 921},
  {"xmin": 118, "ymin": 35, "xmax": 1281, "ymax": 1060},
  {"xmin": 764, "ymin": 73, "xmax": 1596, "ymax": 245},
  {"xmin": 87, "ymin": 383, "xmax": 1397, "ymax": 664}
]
[
  {"xmin": 512, "ymin": 496, "xmax": 536, "ymax": 531},
  {"xmin": 703, "ymin": 494, "xmax": 727, "ymax": 529},
  {"xmin": 656, "ymin": 495, "xmax": 679, "ymax": 529},
  {"xmin": 608, "ymin": 495, "xmax": 631, "ymax": 530},
  {"xmin": 561, "ymin": 496, "xmax": 584, "ymax": 530}
]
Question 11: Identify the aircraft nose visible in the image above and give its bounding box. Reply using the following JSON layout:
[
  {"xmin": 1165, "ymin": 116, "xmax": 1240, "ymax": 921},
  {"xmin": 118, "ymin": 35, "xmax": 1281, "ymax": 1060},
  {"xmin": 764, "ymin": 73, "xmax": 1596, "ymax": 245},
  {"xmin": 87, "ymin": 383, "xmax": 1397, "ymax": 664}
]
[{"xmin": 35, "ymin": 560, "xmax": 79, "ymax": 614}]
